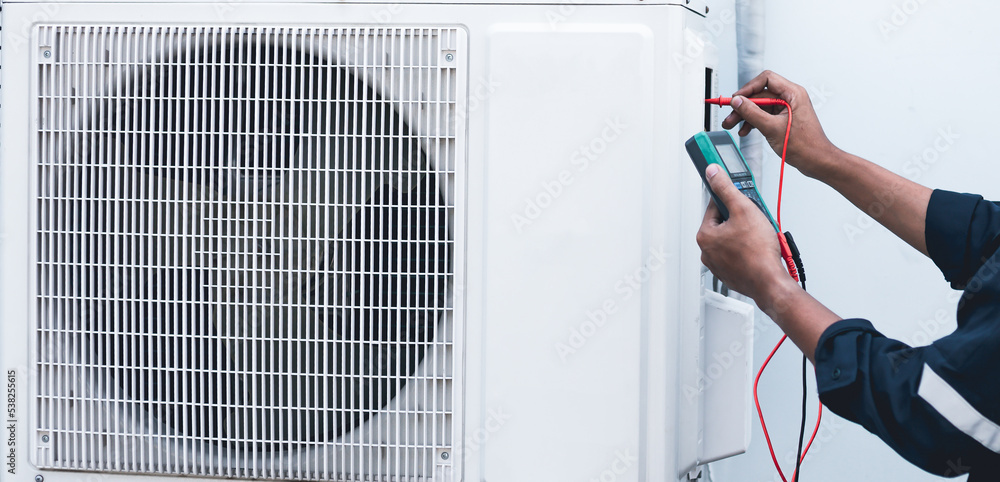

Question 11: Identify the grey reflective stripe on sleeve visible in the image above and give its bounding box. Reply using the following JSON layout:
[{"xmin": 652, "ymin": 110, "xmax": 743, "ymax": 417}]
[{"xmin": 918, "ymin": 364, "xmax": 1000, "ymax": 453}]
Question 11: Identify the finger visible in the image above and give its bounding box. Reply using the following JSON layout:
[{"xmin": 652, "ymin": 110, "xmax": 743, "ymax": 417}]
[
  {"xmin": 723, "ymin": 92, "xmax": 783, "ymax": 129},
  {"xmin": 733, "ymin": 70, "xmax": 796, "ymax": 99},
  {"xmin": 750, "ymin": 93, "xmax": 787, "ymax": 115},
  {"xmin": 722, "ymin": 112, "xmax": 743, "ymax": 130},
  {"xmin": 700, "ymin": 254, "xmax": 718, "ymax": 276},
  {"xmin": 705, "ymin": 164, "xmax": 752, "ymax": 215},
  {"xmin": 730, "ymin": 96, "xmax": 783, "ymax": 134},
  {"xmin": 703, "ymin": 198, "xmax": 723, "ymax": 226},
  {"xmin": 738, "ymin": 121, "xmax": 755, "ymax": 137},
  {"xmin": 748, "ymin": 91, "xmax": 781, "ymax": 101}
]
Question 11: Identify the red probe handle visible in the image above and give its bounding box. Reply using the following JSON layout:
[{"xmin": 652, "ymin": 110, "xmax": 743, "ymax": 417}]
[
  {"xmin": 705, "ymin": 96, "xmax": 786, "ymax": 107},
  {"xmin": 777, "ymin": 232, "xmax": 800, "ymax": 282}
]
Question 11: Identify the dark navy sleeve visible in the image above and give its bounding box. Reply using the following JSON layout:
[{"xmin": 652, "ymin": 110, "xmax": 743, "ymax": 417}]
[
  {"xmin": 926, "ymin": 190, "xmax": 1000, "ymax": 289},
  {"xmin": 815, "ymin": 319, "xmax": 1000, "ymax": 477}
]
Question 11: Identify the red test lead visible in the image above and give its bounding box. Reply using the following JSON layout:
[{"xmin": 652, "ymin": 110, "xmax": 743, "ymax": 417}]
[{"xmin": 706, "ymin": 95, "xmax": 820, "ymax": 482}]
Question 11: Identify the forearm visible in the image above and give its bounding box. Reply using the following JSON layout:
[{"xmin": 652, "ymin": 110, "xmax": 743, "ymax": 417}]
[
  {"xmin": 807, "ymin": 147, "xmax": 932, "ymax": 256},
  {"xmin": 756, "ymin": 276, "xmax": 842, "ymax": 363}
]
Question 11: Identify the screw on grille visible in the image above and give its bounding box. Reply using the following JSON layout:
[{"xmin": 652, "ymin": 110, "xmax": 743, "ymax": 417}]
[
  {"xmin": 441, "ymin": 451, "xmax": 450, "ymax": 460},
  {"xmin": 35, "ymin": 476, "xmax": 44, "ymax": 482},
  {"xmin": 42, "ymin": 50, "xmax": 52, "ymax": 59},
  {"xmin": 445, "ymin": 53, "xmax": 454, "ymax": 62},
  {"xmin": 40, "ymin": 435, "xmax": 50, "ymax": 443}
]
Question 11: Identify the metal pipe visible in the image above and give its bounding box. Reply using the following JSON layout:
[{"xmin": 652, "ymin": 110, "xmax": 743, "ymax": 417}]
[{"xmin": 735, "ymin": 0, "xmax": 767, "ymax": 180}]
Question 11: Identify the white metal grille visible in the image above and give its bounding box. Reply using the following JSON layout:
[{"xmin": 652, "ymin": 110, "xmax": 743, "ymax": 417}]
[{"xmin": 33, "ymin": 25, "xmax": 459, "ymax": 480}]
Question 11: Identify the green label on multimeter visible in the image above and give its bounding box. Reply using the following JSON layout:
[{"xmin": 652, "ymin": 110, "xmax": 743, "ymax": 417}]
[{"xmin": 685, "ymin": 130, "xmax": 778, "ymax": 232}]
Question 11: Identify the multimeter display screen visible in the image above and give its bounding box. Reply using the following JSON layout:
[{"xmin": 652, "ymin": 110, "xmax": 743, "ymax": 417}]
[{"xmin": 716, "ymin": 143, "xmax": 748, "ymax": 175}]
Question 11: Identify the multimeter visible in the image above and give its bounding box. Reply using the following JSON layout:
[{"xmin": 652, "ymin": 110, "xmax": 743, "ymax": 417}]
[{"xmin": 685, "ymin": 130, "xmax": 778, "ymax": 232}]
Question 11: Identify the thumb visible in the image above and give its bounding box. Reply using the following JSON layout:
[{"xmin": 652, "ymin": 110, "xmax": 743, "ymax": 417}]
[
  {"xmin": 705, "ymin": 164, "xmax": 746, "ymax": 211},
  {"xmin": 731, "ymin": 95, "xmax": 782, "ymax": 134}
]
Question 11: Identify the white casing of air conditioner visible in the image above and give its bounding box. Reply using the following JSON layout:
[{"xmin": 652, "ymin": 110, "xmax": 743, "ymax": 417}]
[{"xmin": 0, "ymin": 1, "xmax": 756, "ymax": 481}]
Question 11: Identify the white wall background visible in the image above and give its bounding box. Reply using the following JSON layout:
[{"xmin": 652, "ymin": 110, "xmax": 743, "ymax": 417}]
[{"xmin": 705, "ymin": 0, "xmax": 1000, "ymax": 480}]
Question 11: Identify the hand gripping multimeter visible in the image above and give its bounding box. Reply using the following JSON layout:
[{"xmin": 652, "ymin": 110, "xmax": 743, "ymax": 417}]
[{"xmin": 685, "ymin": 131, "xmax": 779, "ymax": 232}]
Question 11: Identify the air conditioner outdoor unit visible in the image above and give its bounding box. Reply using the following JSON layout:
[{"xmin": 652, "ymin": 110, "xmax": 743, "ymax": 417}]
[{"xmin": 0, "ymin": 1, "xmax": 755, "ymax": 481}]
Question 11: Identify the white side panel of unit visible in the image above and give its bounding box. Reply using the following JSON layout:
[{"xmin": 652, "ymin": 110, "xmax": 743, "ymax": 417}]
[
  {"xmin": 673, "ymin": 13, "xmax": 716, "ymax": 478},
  {"xmin": 481, "ymin": 23, "xmax": 657, "ymax": 481},
  {"xmin": 0, "ymin": 5, "xmax": 36, "ymax": 482}
]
